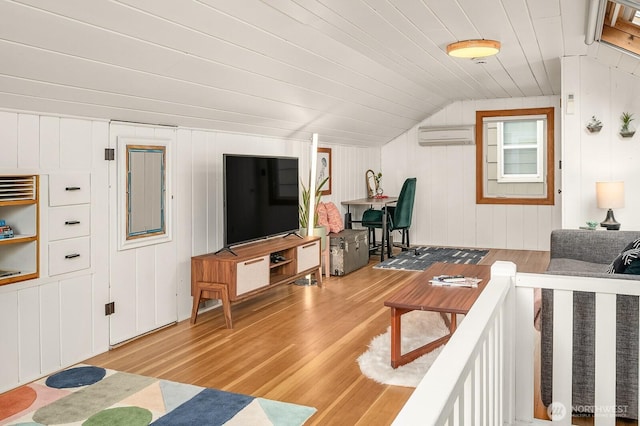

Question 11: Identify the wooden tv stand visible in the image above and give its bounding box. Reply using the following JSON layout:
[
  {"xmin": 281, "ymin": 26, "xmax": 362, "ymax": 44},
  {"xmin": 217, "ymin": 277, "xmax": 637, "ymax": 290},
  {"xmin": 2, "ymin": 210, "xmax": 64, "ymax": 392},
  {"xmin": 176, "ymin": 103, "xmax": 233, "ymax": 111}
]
[{"xmin": 190, "ymin": 235, "xmax": 322, "ymax": 327}]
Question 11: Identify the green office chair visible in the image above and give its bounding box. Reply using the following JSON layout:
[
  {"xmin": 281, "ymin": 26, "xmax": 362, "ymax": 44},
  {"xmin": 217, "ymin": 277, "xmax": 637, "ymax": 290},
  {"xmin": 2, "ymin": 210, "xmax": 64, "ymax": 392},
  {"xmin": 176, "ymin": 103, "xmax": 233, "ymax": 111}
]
[{"xmin": 362, "ymin": 177, "xmax": 416, "ymax": 259}]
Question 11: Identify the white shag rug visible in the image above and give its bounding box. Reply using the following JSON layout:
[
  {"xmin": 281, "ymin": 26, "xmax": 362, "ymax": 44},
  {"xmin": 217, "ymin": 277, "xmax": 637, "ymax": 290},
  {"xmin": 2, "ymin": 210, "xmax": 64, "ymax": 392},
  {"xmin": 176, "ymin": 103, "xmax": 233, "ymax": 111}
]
[{"xmin": 357, "ymin": 310, "xmax": 455, "ymax": 387}]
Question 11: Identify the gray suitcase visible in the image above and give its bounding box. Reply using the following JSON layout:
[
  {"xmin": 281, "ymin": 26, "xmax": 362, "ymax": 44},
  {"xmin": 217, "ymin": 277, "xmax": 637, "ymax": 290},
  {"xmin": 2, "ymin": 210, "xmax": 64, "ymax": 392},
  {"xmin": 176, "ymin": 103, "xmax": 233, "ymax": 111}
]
[{"xmin": 329, "ymin": 229, "xmax": 369, "ymax": 276}]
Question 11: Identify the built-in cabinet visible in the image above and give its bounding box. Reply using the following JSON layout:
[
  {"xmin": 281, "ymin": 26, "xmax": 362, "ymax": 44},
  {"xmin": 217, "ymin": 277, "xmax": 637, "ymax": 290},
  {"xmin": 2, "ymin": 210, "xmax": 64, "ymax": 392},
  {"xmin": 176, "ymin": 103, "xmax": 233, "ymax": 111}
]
[
  {"xmin": 0, "ymin": 114, "xmax": 104, "ymax": 394},
  {"xmin": 0, "ymin": 175, "xmax": 39, "ymax": 286},
  {"xmin": 47, "ymin": 173, "xmax": 91, "ymax": 276}
]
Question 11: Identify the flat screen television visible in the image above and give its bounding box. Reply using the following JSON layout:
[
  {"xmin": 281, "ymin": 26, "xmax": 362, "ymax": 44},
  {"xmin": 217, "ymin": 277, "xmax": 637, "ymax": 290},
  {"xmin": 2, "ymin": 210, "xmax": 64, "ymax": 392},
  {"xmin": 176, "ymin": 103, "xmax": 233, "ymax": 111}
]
[{"xmin": 223, "ymin": 154, "xmax": 299, "ymax": 248}]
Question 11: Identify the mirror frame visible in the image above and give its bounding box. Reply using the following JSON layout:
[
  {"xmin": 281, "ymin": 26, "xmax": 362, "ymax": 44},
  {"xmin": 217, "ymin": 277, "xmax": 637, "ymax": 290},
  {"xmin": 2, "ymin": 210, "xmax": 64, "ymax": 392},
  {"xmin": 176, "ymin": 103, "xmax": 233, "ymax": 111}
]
[
  {"xmin": 126, "ymin": 145, "xmax": 166, "ymax": 240},
  {"xmin": 475, "ymin": 107, "xmax": 555, "ymax": 205},
  {"xmin": 117, "ymin": 137, "xmax": 172, "ymax": 251},
  {"xmin": 366, "ymin": 169, "xmax": 376, "ymax": 198}
]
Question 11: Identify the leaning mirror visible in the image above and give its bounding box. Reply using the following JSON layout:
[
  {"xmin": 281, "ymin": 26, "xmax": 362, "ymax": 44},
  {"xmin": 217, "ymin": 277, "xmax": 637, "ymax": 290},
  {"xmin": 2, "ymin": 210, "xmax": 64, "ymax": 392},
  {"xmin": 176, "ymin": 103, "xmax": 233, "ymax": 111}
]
[
  {"xmin": 476, "ymin": 107, "xmax": 555, "ymax": 205},
  {"xmin": 117, "ymin": 137, "xmax": 172, "ymax": 250},
  {"xmin": 366, "ymin": 169, "xmax": 376, "ymax": 198}
]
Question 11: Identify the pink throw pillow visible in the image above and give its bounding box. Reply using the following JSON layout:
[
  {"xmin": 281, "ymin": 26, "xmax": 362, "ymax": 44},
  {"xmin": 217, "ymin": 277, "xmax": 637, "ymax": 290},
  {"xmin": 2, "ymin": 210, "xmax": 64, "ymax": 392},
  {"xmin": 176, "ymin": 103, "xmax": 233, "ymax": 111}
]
[
  {"xmin": 325, "ymin": 202, "xmax": 344, "ymax": 233},
  {"xmin": 317, "ymin": 202, "xmax": 330, "ymax": 230}
]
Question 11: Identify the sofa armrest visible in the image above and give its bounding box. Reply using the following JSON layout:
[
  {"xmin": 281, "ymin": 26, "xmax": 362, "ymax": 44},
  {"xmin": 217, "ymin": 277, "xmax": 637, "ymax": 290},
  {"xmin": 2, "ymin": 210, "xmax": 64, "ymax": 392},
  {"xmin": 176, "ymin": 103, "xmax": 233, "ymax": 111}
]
[{"xmin": 549, "ymin": 229, "xmax": 640, "ymax": 264}]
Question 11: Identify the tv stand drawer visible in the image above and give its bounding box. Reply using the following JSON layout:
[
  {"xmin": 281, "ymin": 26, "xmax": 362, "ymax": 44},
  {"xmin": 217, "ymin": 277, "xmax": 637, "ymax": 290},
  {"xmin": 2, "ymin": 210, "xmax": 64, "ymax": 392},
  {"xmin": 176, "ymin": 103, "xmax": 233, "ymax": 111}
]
[
  {"xmin": 236, "ymin": 255, "xmax": 269, "ymax": 295},
  {"xmin": 297, "ymin": 240, "xmax": 320, "ymax": 273}
]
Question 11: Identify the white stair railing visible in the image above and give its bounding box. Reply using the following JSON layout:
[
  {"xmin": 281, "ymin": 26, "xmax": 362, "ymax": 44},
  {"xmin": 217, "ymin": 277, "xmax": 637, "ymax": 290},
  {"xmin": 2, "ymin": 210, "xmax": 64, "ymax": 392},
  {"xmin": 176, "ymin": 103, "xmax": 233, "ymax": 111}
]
[{"xmin": 393, "ymin": 262, "xmax": 640, "ymax": 426}]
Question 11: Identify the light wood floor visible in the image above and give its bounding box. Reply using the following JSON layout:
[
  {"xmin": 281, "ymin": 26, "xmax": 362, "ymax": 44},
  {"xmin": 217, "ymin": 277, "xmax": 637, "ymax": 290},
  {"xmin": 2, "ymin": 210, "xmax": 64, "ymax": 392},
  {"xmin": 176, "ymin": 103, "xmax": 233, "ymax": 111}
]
[{"xmin": 86, "ymin": 249, "xmax": 550, "ymax": 425}]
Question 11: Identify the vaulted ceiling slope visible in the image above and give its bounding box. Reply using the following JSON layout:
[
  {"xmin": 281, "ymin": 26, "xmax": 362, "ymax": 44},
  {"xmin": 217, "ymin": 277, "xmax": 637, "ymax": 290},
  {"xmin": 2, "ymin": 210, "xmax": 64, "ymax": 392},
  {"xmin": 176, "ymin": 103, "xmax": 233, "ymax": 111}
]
[{"xmin": 0, "ymin": 0, "xmax": 588, "ymax": 146}]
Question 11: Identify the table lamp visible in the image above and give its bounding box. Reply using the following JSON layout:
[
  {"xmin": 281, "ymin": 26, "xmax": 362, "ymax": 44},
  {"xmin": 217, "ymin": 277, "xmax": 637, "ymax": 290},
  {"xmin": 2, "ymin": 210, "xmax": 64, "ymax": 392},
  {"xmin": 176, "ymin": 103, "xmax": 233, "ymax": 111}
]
[{"xmin": 596, "ymin": 181, "xmax": 624, "ymax": 230}]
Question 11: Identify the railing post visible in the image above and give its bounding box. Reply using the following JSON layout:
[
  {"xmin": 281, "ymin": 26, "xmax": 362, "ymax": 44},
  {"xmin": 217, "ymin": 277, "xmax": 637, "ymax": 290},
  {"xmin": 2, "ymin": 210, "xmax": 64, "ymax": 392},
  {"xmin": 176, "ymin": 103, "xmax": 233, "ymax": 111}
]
[{"xmin": 491, "ymin": 261, "xmax": 517, "ymax": 424}]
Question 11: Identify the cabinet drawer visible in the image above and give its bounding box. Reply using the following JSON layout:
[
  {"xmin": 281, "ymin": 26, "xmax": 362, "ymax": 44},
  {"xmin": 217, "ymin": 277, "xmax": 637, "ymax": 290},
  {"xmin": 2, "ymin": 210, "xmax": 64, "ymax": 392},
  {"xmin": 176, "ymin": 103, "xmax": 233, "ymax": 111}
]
[
  {"xmin": 49, "ymin": 173, "xmax": 91, "ymax": 206},
  {"xmin": 236, "ymin": 255, "xmax": 269, "ymax": 296},
  {"xmin": 49, "ymin": 205, "xmax": 90, "ymax": 240},
  {"xmin": 297, "ymin": 240, "xmax": 320, "ymax": 273},
  {"xmin": 49, "ymin": 237, "xmax": 90, "ymax": 276}
]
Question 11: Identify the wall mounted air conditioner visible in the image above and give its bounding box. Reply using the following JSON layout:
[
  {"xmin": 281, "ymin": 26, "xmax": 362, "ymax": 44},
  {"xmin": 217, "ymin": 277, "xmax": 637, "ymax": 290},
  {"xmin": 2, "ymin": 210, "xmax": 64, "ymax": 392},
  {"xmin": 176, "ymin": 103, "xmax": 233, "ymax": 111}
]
[{"xmin": 417, "ymin": 125, "xmax": 475, "ymax": 146}]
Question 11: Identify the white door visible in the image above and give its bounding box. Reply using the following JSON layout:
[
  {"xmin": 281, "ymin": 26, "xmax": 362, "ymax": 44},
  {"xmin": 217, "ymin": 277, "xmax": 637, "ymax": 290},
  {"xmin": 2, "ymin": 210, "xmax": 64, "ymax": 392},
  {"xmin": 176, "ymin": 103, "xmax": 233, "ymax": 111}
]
[{"xmin": 108, "ymin": 123, "xmax": 178, "ymax": 345}]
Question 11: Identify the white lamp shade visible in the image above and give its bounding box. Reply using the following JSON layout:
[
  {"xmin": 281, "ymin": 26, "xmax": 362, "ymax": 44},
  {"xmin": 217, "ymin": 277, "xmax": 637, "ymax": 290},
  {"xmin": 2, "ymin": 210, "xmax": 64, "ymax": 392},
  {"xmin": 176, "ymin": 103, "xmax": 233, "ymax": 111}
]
[{"xmin": 596, "ymin": 181, "xmax": 625, "ymax": 209}]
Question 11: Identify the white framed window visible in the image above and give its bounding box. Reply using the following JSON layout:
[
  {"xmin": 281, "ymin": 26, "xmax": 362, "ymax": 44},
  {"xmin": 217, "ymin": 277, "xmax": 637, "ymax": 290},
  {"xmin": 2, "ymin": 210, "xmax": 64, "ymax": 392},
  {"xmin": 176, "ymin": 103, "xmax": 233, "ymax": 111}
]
[
  {"xmin": 476, "ymin": 107, "xmax": 554, "ymax": 205},
  {"xmin": 496, "ymin": 116, "xmax": 546, "ymax": 183}
]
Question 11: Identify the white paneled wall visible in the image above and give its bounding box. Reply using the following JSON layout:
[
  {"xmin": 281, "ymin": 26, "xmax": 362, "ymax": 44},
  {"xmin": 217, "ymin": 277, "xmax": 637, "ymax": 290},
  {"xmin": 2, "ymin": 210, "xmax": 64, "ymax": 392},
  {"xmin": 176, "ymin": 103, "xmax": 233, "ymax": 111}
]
[
  {"xmin": 0, "ymin": 109, "xmax": 380, "ymax": 392},
  {"xmin": 176, "ymin": 130, "xmax": 380, "ymax": 319},
  {"xmin": 382, "ymin": 96, "xmax": 561, "ymax": 251},
  {"xmin": 562, "ymin": 55, "xmax": 640, "ymax": 231}
]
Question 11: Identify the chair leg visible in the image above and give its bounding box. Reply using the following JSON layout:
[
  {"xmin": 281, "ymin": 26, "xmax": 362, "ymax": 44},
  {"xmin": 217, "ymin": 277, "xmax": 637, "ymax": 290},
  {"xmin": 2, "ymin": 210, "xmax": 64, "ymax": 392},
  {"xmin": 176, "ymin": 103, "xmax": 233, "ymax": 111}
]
[{"xmin": 367, "ymin": 227, "xmax": 378, "ymax": 256}]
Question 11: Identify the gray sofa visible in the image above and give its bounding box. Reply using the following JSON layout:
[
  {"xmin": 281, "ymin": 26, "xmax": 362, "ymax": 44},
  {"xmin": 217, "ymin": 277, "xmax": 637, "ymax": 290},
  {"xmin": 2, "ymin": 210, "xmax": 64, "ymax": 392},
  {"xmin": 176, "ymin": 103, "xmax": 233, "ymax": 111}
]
[{"xmin": 541, "ymin": 229, "xmax": 640, "ymax": 419}]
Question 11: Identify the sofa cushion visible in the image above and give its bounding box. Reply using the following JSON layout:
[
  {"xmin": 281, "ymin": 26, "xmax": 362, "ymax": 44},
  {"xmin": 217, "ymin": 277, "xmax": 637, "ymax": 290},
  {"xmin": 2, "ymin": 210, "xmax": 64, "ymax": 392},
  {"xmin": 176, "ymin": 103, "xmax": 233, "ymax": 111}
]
[
  {"xmin": 622, "ymin": 237, "xmax": 640, "ymax": 252},
  {"xmin": 547, "ymin": 258, "xmax": 609, "ymax": 275},
  {"xmin": 607, "ymin": 248, "xmax": 640, "ymax": 274},
  {"xmin": 625, "ymin": 258, "xmax": 640, "ymax": 275},
  {"xmin": 317, "ymin": 202, "xmax": 330, "ymax": 230},
  {"xmin": 325, "ymin": 202, "xmax": 344, "ymax": 233},
  {"xmin": 549, "ymin": 229, "xmax": 640, "ymax": 264}
]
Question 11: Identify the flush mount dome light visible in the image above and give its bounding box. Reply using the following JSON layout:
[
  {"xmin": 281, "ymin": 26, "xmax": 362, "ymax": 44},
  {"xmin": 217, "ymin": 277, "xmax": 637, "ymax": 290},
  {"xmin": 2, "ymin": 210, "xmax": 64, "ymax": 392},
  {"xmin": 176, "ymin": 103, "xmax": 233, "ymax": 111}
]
[{"xmin": 447, "ymin": 39, "xmax": 501, "ymax": 58}]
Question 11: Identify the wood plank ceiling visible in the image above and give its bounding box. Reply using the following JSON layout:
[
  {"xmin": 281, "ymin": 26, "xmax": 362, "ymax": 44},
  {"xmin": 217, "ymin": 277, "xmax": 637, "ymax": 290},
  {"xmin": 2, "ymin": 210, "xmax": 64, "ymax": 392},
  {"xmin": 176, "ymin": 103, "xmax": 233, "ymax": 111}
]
[{"xmin": 0, "ymin": 0, "xmax": 588, "ymax": 146}]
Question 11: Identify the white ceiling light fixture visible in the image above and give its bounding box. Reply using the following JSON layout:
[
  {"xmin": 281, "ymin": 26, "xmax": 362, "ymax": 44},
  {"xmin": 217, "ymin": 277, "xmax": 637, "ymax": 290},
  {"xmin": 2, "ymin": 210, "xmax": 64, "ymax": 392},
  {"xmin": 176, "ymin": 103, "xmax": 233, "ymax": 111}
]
[{"xmin": 446, "ymin": 39, "xmax": 501, "ymax": 58}]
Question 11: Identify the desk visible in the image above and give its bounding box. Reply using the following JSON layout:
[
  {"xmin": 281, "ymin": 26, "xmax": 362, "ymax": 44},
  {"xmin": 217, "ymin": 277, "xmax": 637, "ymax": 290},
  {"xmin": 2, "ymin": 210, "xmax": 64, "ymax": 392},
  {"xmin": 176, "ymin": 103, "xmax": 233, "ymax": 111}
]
[
  {"xmin": 384, "ymin": 262, "xmax": 490, "ymax": 368},
  {"xmin": 341, "ymin": 197, "xmax": 398, "ymax": 262}
]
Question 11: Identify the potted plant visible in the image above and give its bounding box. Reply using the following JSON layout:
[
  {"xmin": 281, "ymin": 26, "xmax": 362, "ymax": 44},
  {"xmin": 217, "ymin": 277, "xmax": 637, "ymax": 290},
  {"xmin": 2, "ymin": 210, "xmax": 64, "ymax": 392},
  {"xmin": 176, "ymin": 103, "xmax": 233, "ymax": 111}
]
[
  {"xmin": 620, "ymin": 112, "xmax": 635, "ymax": 137},
  {"xmin": 586, "ymin": 115, "xmax": 602, "ymax": 132},
  {"xmin": 299, "ymin": 176, "xmax": 329, "ymax": 248},
  {"xmin": 373, "ymin": 172, "xmax": 383, "ymax": 196}
]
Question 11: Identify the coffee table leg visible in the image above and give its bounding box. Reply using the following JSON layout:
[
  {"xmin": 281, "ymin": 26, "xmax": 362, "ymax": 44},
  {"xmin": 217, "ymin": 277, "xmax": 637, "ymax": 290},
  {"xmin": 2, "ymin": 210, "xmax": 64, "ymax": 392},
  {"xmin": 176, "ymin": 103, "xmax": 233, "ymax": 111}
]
[
  {"xmin": 390, "ymin": 310, "xmax": 455, "ymax": 369},
  {"xmin": 390, "ymin": 307, "xmax": 402, "ymax": 368}
]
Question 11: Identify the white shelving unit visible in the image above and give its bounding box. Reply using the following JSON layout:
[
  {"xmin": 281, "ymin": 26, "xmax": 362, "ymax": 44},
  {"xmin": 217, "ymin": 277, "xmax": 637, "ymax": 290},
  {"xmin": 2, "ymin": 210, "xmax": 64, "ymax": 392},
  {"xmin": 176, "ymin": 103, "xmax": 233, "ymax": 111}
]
[{"xmin": 0, "ymin": 175, "xmax": 39, "ymax": 285}]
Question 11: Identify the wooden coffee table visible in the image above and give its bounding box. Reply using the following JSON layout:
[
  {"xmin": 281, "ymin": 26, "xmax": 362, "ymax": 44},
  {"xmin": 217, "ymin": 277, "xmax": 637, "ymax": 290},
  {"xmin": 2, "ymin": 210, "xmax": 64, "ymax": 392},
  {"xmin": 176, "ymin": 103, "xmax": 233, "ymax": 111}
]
[{"xmin": 384, "ymin": 262, "xmax": 491, "ymax": 368}]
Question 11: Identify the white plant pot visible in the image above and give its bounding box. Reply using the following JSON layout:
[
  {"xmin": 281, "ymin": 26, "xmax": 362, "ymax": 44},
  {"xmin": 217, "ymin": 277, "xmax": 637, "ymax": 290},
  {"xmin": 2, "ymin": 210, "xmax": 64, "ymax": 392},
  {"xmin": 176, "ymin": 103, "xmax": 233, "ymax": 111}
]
[{"xmin": 300, "ymin": 225, "xmax": 327, "ymax": 250}]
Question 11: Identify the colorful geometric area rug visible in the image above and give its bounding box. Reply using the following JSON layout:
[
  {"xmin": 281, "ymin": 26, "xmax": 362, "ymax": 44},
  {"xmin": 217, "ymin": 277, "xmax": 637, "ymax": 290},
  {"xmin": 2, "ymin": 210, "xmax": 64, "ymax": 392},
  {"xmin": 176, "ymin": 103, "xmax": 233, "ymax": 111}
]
[
  {"xmin": 0, "ymin": 364, "xmax": 316, "ymax": 425},
  {"xmin": 373, "ymin": 246, "xmax": 488, "ymax": 272}
]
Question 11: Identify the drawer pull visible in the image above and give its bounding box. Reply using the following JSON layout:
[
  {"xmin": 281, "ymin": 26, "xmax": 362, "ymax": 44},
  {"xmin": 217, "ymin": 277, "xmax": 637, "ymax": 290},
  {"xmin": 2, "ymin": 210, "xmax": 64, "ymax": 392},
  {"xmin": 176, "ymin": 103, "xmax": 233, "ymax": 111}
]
[
  {"xmin": 64, "ymin": 220, "xmax": 81, "ymax": 225},
  {"xmin": 244, "ymin": 258, "xmax": 265, "ymax": 266},
  {"xmin": 65, "ymin": 253, "xmax": 80, "ymax": 259},
  {"xmin": 302, "ymin": 243, "xmax": 317, "ymax": 249},
  {"xmin": 65, "ymin": 186, "xmax": 81, "ymax": 191}
]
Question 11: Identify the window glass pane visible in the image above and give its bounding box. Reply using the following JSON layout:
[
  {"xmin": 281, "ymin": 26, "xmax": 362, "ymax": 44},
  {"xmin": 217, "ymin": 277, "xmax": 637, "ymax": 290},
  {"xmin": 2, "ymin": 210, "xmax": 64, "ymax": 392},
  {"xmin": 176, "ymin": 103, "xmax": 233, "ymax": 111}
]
[
  {"xmin": 503, "ymin": 121, "xmax": 539, "ymax": 145},
  {"xmin": 503, "ymin": 148, "xmax": 538, "ymax": 174}
]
